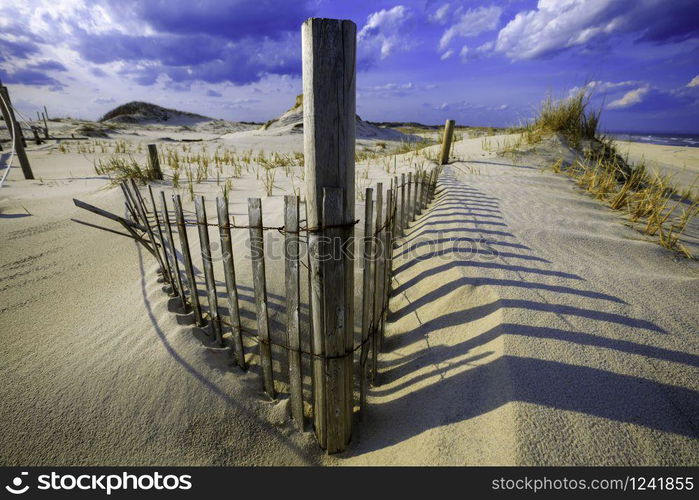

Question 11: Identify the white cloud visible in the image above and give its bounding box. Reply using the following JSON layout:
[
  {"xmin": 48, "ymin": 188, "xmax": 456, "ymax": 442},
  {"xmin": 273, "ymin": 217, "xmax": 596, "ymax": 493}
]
[
  {"xmin": 608, "ymin": 86, "xmax": 650, "ymax": 109},
  {"xmin": 440, "ymin": 49, "xmax": 454, "ymax": 60},
  {"xmin": 495, "ymin": 0, "xmax": 699, "ymax": 61},
  {"xmin": 359, "ymin": 5, "xmax": 412, "ymax": 59},
  {"xmin": 430, "ymin": 3, "xmax": 451, "ymax": 25},
  {"xmin": 688, "ymin": 75, "xmax": 699, "ymax": 87},
  {"xmin": 439, "ymin": 6, "xmax": 502, "ymax": 51}
]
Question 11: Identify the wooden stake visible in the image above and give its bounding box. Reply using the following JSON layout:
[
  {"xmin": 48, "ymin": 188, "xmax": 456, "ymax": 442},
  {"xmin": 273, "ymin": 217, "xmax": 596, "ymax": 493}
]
[
  {"xmin": 400, "ymin": 173, "xmax": 406, "ymax": 235},
  {"xmin": 149, "ymin": 186, "xmax": 174, "ymax": 290},
  {"xmin": 381, "ymin": 188, "xmax": 394, "ymax": 347},
  {"xmin": 359, "ymin": 188, "xmax": 374, "ymax": 413},
  {"xmin": 148, "ymin": 144, "xmax": 163, "ymax": 180},
  {"xmin": 216, "ymin": 197, "xmax": 246, "ymax": 369},
  {"xmin": 42, "ymin": 111, "xmax": 49, "ymax": 138},
  {"xmin": 372, "ymin": 184, "xmax": 386, "ymax": 380},
  {"xmin": 248, "ymin": 198, "xmax": 275, "ymax": 398},
  {"xmin": 160, "ymin": 191, "xmax": 187, "ymax": 310},
  {"xmin": 302, "ymin": 17, "xmax": 356, "ymax": 451},
  {"xmin": 195, "ymin": 196, "xmax": 223, "ymax": 346},
  {"xmin": 439, "ymin": 119, "xmax": 455, "ymax": 165},
  {"xmin": 172, "ymin": 194, "xmax": 205, "ymax": 326},
  {"xmin": 129, "ymin": 180, "xmax": 168, "ymax": 280},
  {"xmin": 31, "ymin": 127, "xmax": 42, "ymax": 145},
  {"xmin": 284, "ymin": 195, "xmax": 304, "ymax": 428}
]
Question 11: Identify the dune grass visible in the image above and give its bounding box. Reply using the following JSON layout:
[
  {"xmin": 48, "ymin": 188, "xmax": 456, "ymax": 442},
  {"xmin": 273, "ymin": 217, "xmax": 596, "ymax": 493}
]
[
  {"xmin": 524, "ymin": 89, "xmax": 600, "ymax": 148},
  {"xmin": 94, "ymin": 155, "xmax": 156, "ymax": 185},
  {"xmin": 522, "ymin": 88, "xmax": 698, "ymax": 257}
]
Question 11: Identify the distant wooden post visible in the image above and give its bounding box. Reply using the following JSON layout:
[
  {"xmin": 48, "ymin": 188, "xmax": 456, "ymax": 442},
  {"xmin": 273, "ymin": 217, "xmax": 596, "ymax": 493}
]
[
  {"xmin": 302, "ymin": 17, "xmax": 356, "ymax": 452},
  {"xmin": 0, "ymin": 84, "xmax": 33, "ymax": 179},
  {"xmin": 439, "ymin": 119, "xmax": 456, "ymax": 165},
  {"xmin": 359, "ymin": 188, "xmax": 374, "ymax": 413},
  {"xmin": 172, "ymin": 194, "xmax": 205, "ymax": 326},
  {"xmin": 148, "ymin": 144, "xmax": 163, "ymax": 180},
  {"xmin": 195, "ymin": 196, "xmax": 224, "ymax": 346},
  {"xmin": 216, "ymin": 197, "xmax": 246, "ymax": 369},
  {"xmin": 284, "ymin": 195, "xmax": 304, "ymax": 428},
  {"xmin": 248, "ymin": 198, "xmax": 275, "ymax": 398}
]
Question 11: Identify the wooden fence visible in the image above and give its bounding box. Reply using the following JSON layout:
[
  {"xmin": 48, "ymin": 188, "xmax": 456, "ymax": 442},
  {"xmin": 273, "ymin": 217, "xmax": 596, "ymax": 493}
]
[{"xmin": 73, "ymin": 165, "xmax": 440, "ymax": 452}]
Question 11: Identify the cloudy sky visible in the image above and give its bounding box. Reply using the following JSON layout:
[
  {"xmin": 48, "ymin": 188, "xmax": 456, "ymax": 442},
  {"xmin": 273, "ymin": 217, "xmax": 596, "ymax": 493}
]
[{"xmin": 1, "ymin": 0, "xmax": 698, "ymax": 133}]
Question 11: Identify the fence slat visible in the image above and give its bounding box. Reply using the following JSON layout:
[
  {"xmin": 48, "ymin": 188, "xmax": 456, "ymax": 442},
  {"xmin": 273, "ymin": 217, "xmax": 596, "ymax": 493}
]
[
  {"xmin": 381, "ymin": 187, "xmax": 394, "ymax": 351},
  {"xmin": 359, "ymin": 188, "xmax": 374, "ymax": 413},
  {"xmin": 321, "ymin": 187, "xmax": 348, "ymax": 453},
  {"xmin": 371, "ymin": 184, "xmax": 384, "ymax": 380},
  {"xmin": 120, "ymin": 183, "xmax": 140, "ymax": 224},
  {"xmin": 284, "ymin": 195, "xmax": 304, "ymax": 428},
  {"xmin": 160, "ymin": 191, "xmax": 186, "ymax": 310},
  {"xmin": 406, "ymin": 172, "xmax": 413, "ymax": 226},
  {"xmin": 216, "ymin": 196, "xmax": 246, "ymax": 369},
  {"xmin": 248, "ymin": 198, "xmax": 275, "ymax": 398},
  {"xmin": 172, "ymin": 194, "xmax": 205, "ymax": 326},
  {"xmin": 149, "ymin": 186, "xmax": 174, "ymax": 291},
  {"xmin": 400, "ymin": 173, "xmax": 406, "ymax": 235},
  {"xmin": 195, "ymin": 196, "xmax": 224, "ymax": 346},
  {"xmin": 129, "ymin": 180, "xmax": 168, "ymax": 280}
]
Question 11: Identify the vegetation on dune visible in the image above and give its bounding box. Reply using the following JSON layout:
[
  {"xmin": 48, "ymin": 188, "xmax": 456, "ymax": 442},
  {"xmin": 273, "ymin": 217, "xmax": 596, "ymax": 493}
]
[
  {"xmin": 524, "ymin": 89, "xmax": 600, "ymax": 148},
  {"xmin": 515, "ymin": 88, "xmax": 698, "ymax": 257}
]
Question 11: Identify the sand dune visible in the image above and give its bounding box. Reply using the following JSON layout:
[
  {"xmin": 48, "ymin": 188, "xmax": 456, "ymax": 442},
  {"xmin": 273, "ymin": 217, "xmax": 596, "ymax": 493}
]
[{"xmin": 1, "ymin": 128, "xmax": 697, "ymax": 465}]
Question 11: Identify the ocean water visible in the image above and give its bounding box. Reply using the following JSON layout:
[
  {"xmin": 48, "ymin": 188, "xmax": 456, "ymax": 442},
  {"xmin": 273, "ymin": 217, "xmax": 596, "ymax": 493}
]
[{"xmin": 609, "ymin": 132, "xmax": 699, "ymax": 148}]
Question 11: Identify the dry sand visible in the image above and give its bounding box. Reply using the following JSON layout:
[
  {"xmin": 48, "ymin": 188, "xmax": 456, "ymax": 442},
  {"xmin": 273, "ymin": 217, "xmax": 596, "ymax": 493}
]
[{"xmin": 1, "ymin": 124, "xmax": 698, "ymax": 466}]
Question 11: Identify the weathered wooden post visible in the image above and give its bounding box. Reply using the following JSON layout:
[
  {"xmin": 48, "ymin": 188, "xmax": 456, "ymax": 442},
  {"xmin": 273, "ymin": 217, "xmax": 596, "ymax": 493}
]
[
  {"xmin": 0, "ymin": 84, "xmax": 33, "ymax": 179},
  {"xmin": 439, "ymin": 119, "xmax": 456, "ymax": 165},
  {"xmin": 302, "ymin": 17, "xmax": 356, "ymax": 453},
  {"xmin": 148, "ymin": 144, "xmax": 163, "ymax": 180}
]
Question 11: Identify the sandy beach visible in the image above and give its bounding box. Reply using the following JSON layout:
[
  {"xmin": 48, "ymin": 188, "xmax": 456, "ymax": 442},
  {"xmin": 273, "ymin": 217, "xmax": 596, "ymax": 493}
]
[{"xmin": 1, "ymin": 118, "xmax": 697, "ymax": 465}]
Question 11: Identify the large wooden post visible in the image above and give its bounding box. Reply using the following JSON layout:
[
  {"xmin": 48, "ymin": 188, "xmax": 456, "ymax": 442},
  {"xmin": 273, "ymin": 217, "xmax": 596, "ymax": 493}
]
[
  {"xmin": 302, "ymin": 17, "xmax": 356, "ymax": 453},
  {"xmin": 0, "ymin": 84, "xmax": 33, "ymax": 179},
  {"xmin": 439, "ymin": 119, "xmax": 456, "ymax": 165}
]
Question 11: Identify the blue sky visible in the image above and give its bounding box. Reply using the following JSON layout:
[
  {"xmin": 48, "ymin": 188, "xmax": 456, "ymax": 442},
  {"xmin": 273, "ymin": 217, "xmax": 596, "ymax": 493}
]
[{"xmin": 1, "ymin": 0, "xmax": 698, "ymax": 133}]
